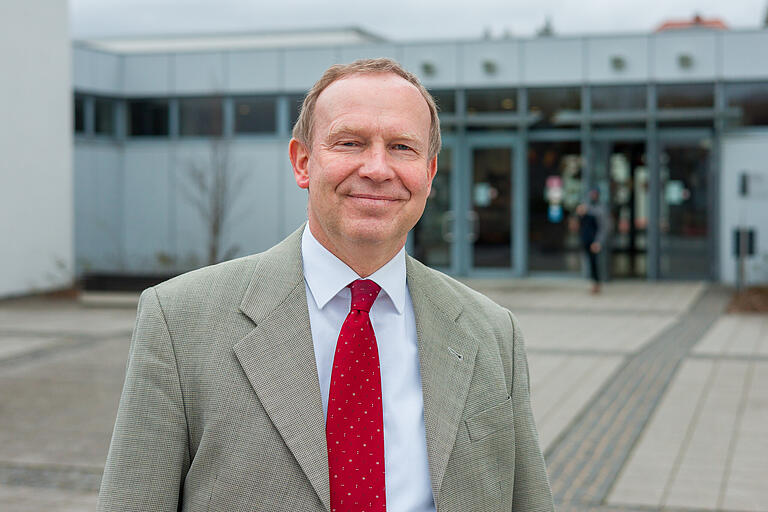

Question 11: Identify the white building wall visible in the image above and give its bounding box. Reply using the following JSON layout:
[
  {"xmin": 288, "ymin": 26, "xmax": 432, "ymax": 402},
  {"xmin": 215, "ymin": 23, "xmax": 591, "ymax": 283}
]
[
  {"xmin": 0, "ymin": 0, "xmax": 73, "ymax": 297},
  {"xmin": 720, "ymin": 132, "xmax": 768, "ymax": 285}
]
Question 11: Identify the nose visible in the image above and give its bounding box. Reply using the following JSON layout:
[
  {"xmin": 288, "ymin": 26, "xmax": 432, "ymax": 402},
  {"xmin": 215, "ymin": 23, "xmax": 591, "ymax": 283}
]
[{"xmin": 357, "ymin": 143, "xmax": 395, "ymax": 182}]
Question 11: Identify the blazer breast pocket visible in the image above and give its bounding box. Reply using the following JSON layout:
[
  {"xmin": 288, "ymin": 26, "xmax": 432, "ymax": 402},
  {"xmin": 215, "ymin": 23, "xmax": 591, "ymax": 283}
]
[{"xmin": 465, "ymin": 395, "xmax": 514, "ymax": 442}]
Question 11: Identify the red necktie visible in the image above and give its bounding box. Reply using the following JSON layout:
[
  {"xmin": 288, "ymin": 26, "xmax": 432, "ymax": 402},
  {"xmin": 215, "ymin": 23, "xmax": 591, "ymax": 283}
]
[{"xmin": 326, "ymin": 279, "xmax": 386, "ymax": 512}]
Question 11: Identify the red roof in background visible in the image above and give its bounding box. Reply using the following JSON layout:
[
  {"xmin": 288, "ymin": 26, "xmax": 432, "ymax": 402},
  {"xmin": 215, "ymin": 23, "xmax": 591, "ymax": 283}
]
[{"xmin": 656, "ymin": 14, "xmax": 728, "ymax": 32}]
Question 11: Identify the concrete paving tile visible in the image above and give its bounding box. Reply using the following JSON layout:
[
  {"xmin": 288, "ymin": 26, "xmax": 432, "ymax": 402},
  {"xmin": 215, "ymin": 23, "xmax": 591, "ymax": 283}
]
[
  {"xmin": 0, "ymin": 336, "xmax": 67, "ymax": 361},
  {"xmin": 722, "ymin": 485, "xmax": 768, "ymax": 512},
  {"xmin": 0, "ymin": 484, "xmax": 98, "ymax": 512},
  {"xmin": 0, "ymin": 299, "xmax": 136, "ymax": 336}
]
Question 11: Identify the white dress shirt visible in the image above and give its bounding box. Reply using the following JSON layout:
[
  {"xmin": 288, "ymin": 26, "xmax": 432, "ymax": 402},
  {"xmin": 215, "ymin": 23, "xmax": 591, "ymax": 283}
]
[{"xmin": 301, "ymin": 225, "xmax": 435, "ymax": 512}]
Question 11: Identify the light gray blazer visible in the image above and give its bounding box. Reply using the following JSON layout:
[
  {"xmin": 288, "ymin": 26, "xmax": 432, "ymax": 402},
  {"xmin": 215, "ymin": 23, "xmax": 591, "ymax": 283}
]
[{"xmin": 98, "ymin": 226, "xmax": 554, "ymax": 511}]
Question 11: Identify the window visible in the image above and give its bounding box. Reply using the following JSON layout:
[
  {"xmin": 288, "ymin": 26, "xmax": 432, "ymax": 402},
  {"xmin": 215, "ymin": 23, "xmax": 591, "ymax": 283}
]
[
  {"xmin": 528, "ymin": 87, "xmax": 581, "ymax": 128},
  {"xmin": 74, "ymin": 96, "xmax": 85, "ymax": 133},
  {"xmin": 591, "ymin": 85, "xmax": 646, "ymax": 111},
  {"xmin": 466, "ymin": 89, "xmax": 516, "ymax": 114},
  {"xmin": 179, "ymin": 97, "xmax": 223, "ymax": 136},
  {"xmin": 289, "ymin": 94, "xmax": 305, "ymax": 131},
  {"xmin": 234, "ymin": 96, "xmax": 277, "ymax": 134},
  {"xmin": 430, "ymin": 90, "xmax": 456, "ymax": 114},
  {"xmin": 94, "ymin": 98, "xmax": 115, "ymax": 135},
  {"xmin": 725, "ymin": 82, "xmax": 768, "ymax": 127},
  {"xmin": 657, "ymin": 83, "xmax": 713, "ymax": 109},
  {"xmin": 128, "ymin": 99, "xmax": 169, "ymax": 136}
]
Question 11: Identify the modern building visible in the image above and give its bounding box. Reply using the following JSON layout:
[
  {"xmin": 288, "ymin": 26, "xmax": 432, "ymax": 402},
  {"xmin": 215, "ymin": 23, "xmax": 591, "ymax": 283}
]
[
  {"xmin": 72, "ymin": 25, "xmax": 768, "ymax": 285},
  {"xmin": 1, "ymin": 0, "xmax": 73, "ymax": 298}
]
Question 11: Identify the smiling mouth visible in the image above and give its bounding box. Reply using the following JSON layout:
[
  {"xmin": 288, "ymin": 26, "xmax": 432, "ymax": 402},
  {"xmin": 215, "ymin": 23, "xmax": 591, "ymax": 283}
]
[{"xmin": 347, "ymin": 194, "xmax": 402, "ymax": 202}]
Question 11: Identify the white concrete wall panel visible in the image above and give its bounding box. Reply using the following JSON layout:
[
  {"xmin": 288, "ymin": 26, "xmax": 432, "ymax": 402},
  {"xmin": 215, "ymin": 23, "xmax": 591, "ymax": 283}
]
[
  {"xmin": 174, "ymin": 52, "xmax": 226, "ymax": 95},
  {"xmin": 460, "ymin": 41, "xmax": 520, "ymax": 87},
  {"xmin": 652, "ymin": 32, "xmax": 718, "ymax": 82},
  {"xmin": 72, "ymin": 47, "xmax": 93, "ymax": 91},
  {"xmin": 91, "ymin": 50, "xmax": 122, "ymax": 94},
  {"xmin": 0, "ymin": 0, "xmax": 73, "ymax": 297},
  {"xmin": 225, "ymin": 140, "xmax": 285, "ymax": 253},
  {"xmin": 586, "ymin": 36, "xmax": 649, "ymax": 84},
  {"xmin": 523, "ymin": 38, "xmax": 584, "ymax": 85},
  {"xmin": 123, "ymin": 54, "xmax": 172, "ymax": 96},
  {"xmin": 122, "ymin": 145, "xmax": 173, "ymax": 272},
  {"xmin": 400, "ymin": 44, "xmax": 459, "ymax": 89},
  {"xmin": 169, "ymin": 140, "xmax": 286, "ymax": 267},
  {"xmin": 339, "ymin": 44, "xmax": 400, "ymax": 64},
  {"xmin": 74, "ymin": 144, "xmax": 123, "ymax": 271},
  {"xmin": 284, "ymin": 48, "xmax": 341, "ymax": 91},
  {"xmin": 722, "ymin": 31, "xmax": 768, "ymax": 80},
  {"xmin": 719, "ymin": 132, "xmax": 768, "ymax": 285},
  {"xmin": 227, "ymin": 50, "xmax": 281, "ymax": 93}
]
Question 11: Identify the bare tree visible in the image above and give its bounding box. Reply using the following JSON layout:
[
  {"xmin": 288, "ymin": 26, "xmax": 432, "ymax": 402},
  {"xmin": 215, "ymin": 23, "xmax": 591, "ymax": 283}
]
[{"xmin": 183, "ymin": 137, "xmax": 247, "ymax": 266}]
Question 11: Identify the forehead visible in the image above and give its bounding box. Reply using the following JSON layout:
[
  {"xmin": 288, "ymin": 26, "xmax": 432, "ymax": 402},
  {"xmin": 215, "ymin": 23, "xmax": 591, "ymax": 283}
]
[{"xmin": 313, "ymin": 72, "xmax": 431, "ymax": 136}]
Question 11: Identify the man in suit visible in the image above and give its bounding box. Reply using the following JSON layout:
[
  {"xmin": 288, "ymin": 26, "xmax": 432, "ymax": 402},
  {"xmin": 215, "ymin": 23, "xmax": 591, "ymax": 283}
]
[{"xmin": 98, "ymin": 58, "xmax": 554, "ymax": 511}]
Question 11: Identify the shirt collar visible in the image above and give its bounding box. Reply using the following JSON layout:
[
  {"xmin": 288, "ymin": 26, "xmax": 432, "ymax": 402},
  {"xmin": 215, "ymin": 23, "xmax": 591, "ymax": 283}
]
[{"xmin": 301, "ymin": 224, "xmax": 407, "ymax": 314}]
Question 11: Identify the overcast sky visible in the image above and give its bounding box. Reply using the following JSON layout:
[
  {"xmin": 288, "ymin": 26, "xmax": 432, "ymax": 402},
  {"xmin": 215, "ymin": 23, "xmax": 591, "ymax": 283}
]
[{"xmin": 70, "ymin": 0, "xmax": 766, "ymax": 41}]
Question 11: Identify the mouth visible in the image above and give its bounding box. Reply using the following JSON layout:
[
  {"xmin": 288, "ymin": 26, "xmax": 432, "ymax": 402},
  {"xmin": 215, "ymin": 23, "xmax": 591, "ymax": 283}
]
[{"xmin": 347, "ymin": 194, "xmax": 402, "ymax": 203}]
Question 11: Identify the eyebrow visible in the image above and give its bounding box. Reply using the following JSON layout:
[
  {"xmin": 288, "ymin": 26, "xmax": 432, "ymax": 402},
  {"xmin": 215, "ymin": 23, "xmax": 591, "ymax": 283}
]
[{"xmin": 325, "ymin": 124, "xmax": 423, "ymax": 146}]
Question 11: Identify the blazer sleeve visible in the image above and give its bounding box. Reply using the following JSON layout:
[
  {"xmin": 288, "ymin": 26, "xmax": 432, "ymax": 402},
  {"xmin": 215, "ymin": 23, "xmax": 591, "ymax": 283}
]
[
  {"xmin": 507, "ymin": 311, "xmax": 555, "ymax": 511},
  {"xmin": 98, "ymin": 287, "xmax": 191, "ymax": 512}
]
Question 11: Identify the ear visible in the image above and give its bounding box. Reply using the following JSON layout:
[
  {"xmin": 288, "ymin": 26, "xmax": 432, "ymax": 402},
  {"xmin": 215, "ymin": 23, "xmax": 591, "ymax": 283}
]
[
  {"xmin": 289, "ymin": 138, "xmax": 310, "ymax": 189},
  {"xmin": 425, "ymin": 154, "xmax": 438, "ymax": 195}
]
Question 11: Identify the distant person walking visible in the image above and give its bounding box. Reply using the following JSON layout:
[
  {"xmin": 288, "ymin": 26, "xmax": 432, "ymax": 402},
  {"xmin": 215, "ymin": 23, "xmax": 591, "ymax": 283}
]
[{"xmin": 576, "ymin": 188, "xmax": 610, "ymax": 294}]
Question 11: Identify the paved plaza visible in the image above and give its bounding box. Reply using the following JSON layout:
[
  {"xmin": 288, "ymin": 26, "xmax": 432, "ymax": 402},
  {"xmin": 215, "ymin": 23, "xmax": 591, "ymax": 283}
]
[{"xmin": 0, "ymin": 280, "xmax": 766, "ymax": 511}]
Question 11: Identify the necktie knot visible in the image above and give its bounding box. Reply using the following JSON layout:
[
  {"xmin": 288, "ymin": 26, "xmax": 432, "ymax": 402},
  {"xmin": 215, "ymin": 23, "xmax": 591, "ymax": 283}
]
[{"xmin": 348, "ymin": 279, "xmax": 381, "ymax": 313}]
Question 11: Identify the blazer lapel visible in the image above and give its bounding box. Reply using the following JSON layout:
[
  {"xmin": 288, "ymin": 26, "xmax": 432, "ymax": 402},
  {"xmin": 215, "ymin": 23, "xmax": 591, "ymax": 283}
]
[
  {"xmin": 234, "ymin": 227, "xmax": 331, "ymax": 512},
  {"xmin": 406, "ymin": 256, "xmax": 479, "ymax": 505}
]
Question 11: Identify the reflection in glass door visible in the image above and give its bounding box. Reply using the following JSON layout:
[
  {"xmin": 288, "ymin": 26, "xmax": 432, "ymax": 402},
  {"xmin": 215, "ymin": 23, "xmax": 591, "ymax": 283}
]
[
  {"xmin": 592, "ymin": 141, "xmax": 648, "ymax": 278},
  {"xmin": 471, "ymin": 147, "xmax": 513, "ymax": 268},
  {"xmin": 528, "ymin": 141, "xmax": 583, "ymax": 272},
  {"xmin": 412, "ymin": 147, "xmax": 452, "ymax": 268},
  {"xmin": 659, "ymin": 139, "xmax": 711, "ymax": 278}
]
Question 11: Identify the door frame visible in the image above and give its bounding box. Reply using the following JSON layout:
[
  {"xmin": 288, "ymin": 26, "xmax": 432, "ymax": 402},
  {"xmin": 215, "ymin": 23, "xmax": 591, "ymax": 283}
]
[
  {"xmin": 655, "ymin": 128, "xmax": 716, "ymax": 280},
  {"xmin": 462, "ymin": 133, "xmax": 522, "ymax": 277},
  {"xmin": 589, "ymin": 131, "xmax": 648, "ymax": 280}
]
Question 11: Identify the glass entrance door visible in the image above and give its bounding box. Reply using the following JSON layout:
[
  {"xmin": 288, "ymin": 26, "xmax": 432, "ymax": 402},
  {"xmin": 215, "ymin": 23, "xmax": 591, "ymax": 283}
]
[
  {"xmin": 592, "ymin": 140, "xmax": 649, "ymax": 278},
  {"xmin": 527, "ymin": 141, "xmax": 584, "ymax": 273},
  {"xmin": 412, "ymin": 145, "xmax": 454, "ymax": 270},
  {"xmin": 470, "ymin": 146, "xmax": 514, "ymax": 269},
  {"xmin": 658, "ymin": 136, "xmax": 712, "ymax": 278}
]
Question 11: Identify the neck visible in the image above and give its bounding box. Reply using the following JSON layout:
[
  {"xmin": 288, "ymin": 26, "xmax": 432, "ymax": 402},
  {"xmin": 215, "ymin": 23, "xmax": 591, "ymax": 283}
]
[{"xmin": 307, "ymin": 219, "xmax": 404, "ymax": 278}]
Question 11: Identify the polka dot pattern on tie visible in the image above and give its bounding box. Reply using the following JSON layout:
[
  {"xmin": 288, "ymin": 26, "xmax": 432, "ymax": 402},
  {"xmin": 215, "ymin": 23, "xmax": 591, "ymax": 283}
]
[{"xmin": 326, "ymin": 279, "xmax": 386, "ymax": 512}]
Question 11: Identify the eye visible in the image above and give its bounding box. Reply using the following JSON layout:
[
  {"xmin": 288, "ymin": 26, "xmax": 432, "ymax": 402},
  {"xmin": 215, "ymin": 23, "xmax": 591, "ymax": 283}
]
[{"xmin": 393, "ymin": 143, "xmax": 413, "ymax": 151}]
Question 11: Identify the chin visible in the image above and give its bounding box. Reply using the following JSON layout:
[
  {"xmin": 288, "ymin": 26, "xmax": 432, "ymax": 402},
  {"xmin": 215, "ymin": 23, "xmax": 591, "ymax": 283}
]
[{"xmin": 341, "ymin": 221, "xmax": 401, "ymax": 245}]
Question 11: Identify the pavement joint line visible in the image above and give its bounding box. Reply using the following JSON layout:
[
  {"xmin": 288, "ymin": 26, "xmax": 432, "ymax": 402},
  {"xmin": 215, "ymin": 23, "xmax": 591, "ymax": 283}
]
[
  {"xmin": 658, "ymin": 359, "xmax": 717, "ymax": 507},
  {"xmin": 528, "ymin": 348, "xmax": 635, "ymax": 358},
  {"xmin": 505, "ymin": 307, "xmax": 680, "ymax": 317},
  {"xmin": 544, "ymin": 285, "xmax": 732, "ymax": 507},
  {"xmin": 0, "ymin": 461, "xmax": 103, "ymax": 492},
  {"xmin": 716, "ymin": 360, "xmax": 755, "ymax": 510},
  {"xmin": 0, "ymin": 329, "xmax": 132, "ymax": 339},
  {"xmin": 689, "ymin": 353, "xmax": 768, "ymax": 362},
  {"xmin": 0, "ymin": 333, "xmax": 128, "ymax": 369}
]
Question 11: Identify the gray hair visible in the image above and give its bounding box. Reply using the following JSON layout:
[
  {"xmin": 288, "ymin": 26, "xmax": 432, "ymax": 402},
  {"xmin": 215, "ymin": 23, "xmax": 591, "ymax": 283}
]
[{"xmin": 291, "ymin": 58, "xmax": 441, "ymax": 160}]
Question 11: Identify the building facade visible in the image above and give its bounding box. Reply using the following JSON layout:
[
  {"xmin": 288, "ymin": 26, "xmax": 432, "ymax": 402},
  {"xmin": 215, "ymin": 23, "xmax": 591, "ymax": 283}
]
[
  {"xmin": 73, "ymin": 28, "xmax": 768, "ymax": 284},
  {"xmin": 1, "ymin": 0, "xmax": 73, "ymax": 298}
]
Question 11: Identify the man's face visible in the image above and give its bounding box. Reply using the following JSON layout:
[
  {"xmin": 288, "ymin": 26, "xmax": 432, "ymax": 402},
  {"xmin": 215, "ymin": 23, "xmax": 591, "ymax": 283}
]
[{"xmin": 290, "ymin": 72, "xmax": 437, "ymax": 253}]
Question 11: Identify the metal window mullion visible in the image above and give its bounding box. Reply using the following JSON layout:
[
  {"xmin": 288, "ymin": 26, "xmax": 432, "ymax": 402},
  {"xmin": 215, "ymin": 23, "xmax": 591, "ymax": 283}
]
[
  {"xmin": 647, "ymin": 83, "xmax": 660, "ymax": 280},
  {"xmin": 515, "ymin": 87, "xmax": 528, "ymax": 277},
  {"xmin": 223, "ymin": 96, "xmax": 234, "ymax": 138},
  {"xmin": 169, "ymin": 98, "xmax": 180, "ymax": 139}
]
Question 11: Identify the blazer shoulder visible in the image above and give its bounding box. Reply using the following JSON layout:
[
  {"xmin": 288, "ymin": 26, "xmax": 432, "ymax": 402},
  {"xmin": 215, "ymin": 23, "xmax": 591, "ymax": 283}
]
[
  {"xmin": 149, "ymin": 253, "xmax": 263, "ymax": 316},
  {"xmin": 407, "ymin": 256, "xmax": 510, "ymax": 323}
]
